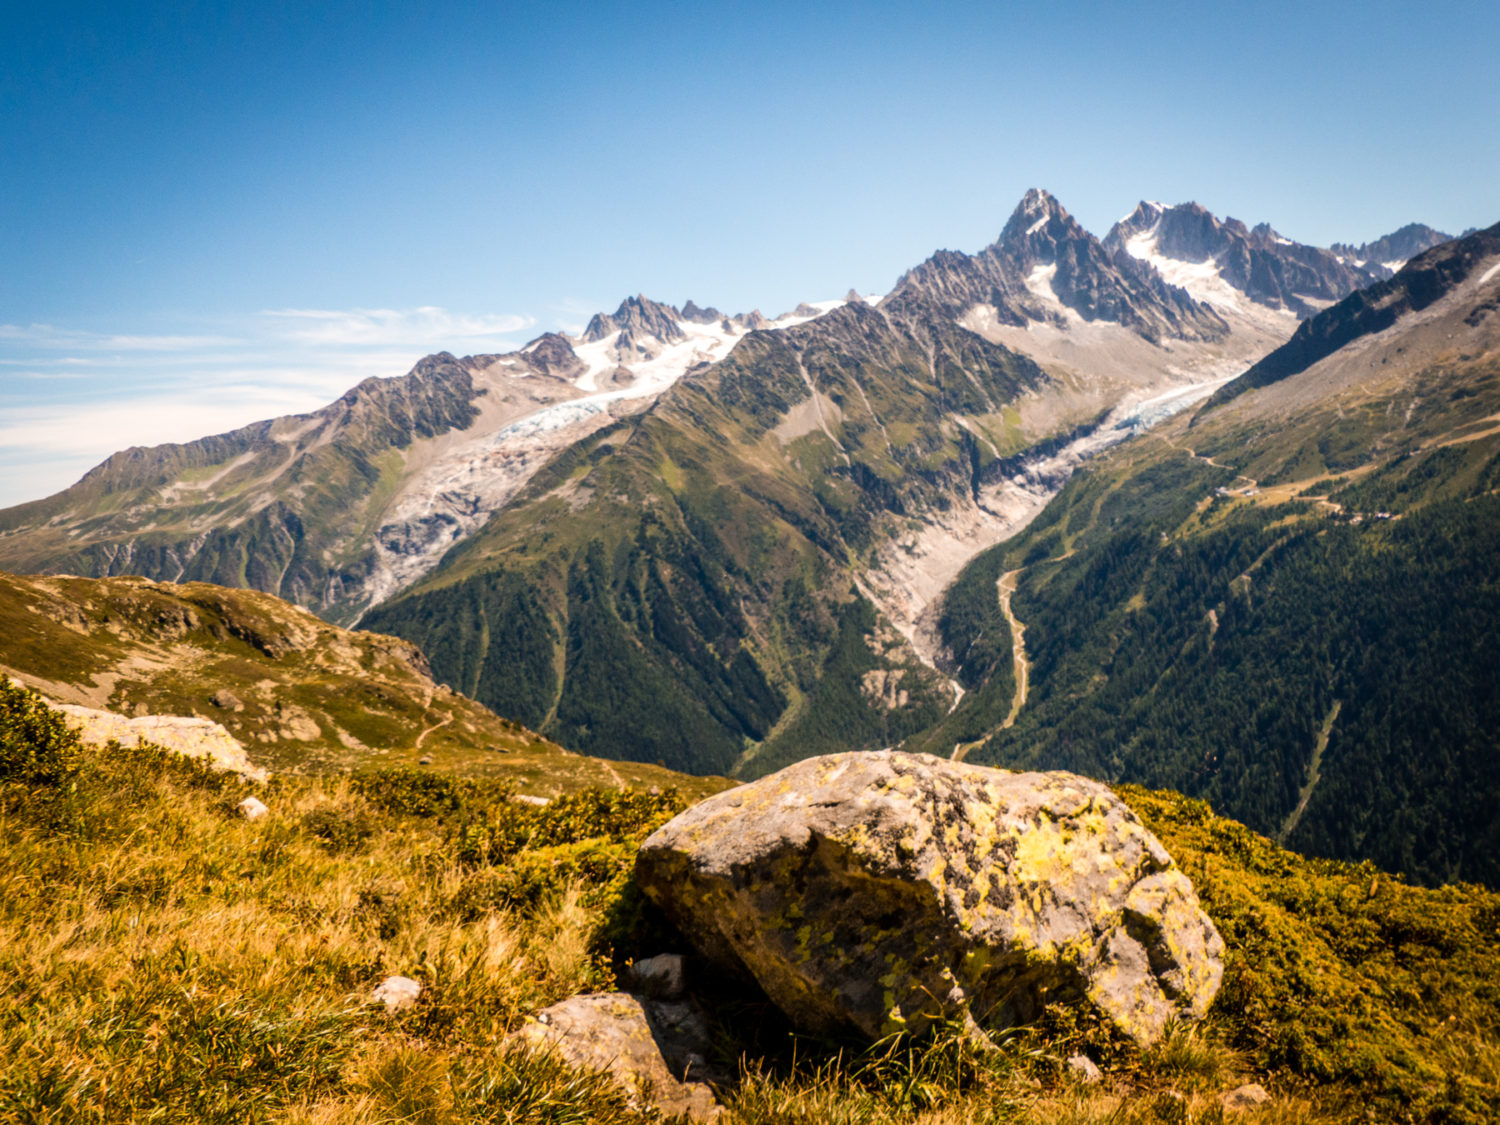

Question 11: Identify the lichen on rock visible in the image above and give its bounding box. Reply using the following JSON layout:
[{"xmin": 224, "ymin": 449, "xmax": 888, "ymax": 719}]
[{"xmin": 635, "ymin": 750, "xmax": 1222, "ymax": 1046}]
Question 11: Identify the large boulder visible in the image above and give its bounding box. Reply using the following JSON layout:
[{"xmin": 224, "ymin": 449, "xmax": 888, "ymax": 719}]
[{"xmin": 635, "ymin": 751, "xmax": 1222, "ymax": 1046}]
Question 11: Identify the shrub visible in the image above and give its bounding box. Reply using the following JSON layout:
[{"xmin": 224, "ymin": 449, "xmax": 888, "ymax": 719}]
[{"xmin": 0, "ymin": 678, "xmax": 84, "ymax": 791}]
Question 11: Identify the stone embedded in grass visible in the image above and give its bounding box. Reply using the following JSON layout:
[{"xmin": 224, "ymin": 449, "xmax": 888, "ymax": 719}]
[
  {"xmin": 1068, "ymin": 1053, "xmax": 1103, "ymax": 1083},
  {"xmin": 372, "ymin": 975, "xmax": 422, "ymax": 1011},
  {"xmin": 237, "ymin": 796, "xmax": 269, "ymax": 820},
  {"xmin": 627, "ymin": 953, "xmax": 686, "ymax": 999},
  {"xmin": 516, "ymin": 992, "xmax": 721, "ymax": 1121},
  {"xmin": 636, "ymin": 750, "xmax": 1224, "ymax": 1047},
  {"xmin": 1220, "ymin": 1083, "xmax": 1271, "ymax": 1112}
]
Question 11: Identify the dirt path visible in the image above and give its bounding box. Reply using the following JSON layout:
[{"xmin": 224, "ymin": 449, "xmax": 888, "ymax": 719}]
[
  {"xmin": 953, "ymin": 567, "xmax": 1030, "ymax": 763},
  {"xmin": 995, "ymin": 569, "xmax": 1029, "ymax": 730},
  {"xmin": 1278, "ymin": 700, "xmax": 1341, "ymax": 843},
  {"xmin": 414, "ymin": 712, "xmax": 453, "ymax": 749},
  {"xmin": 595, "ymin": 756, "xmax": 626, "ymax": 789}
]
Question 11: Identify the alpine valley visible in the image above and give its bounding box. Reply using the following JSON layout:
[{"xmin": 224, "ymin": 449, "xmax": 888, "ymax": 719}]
[{"xmin": 5, "ymin": 190, "xmax": 1491, "ymax": 885}]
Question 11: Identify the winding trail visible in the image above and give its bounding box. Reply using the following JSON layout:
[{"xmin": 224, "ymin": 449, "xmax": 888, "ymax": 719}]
[
  {"xmin": 952, "ymin": 567, "xmax": 1030, "ymax": 763},
  {"xmin": 995, "ymin": 569, "xmax": 1030, "ymax": 731},
  {"xmin": 414, "ymin": 712, "xmax": 453, "ymax": 750},
  {"xmin": 1279, "ymin": 700, "xmax": 1341, "ymax": 843}
]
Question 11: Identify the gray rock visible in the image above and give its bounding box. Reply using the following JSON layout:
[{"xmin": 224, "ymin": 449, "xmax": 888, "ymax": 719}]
[
  {"xmin": 237, "ymin": 796, "xmax": 269, "ymax": 821},
  {"xmin": 1067, "ymin": 1053, "xmax": 1102, "ymax": 1083},
  {"xmin": 1220, "ymin": 1083, "xmax": 1272, "ymax": 1112},
  {"xmin": 517, "ymin": 992, "xmax": 721, "ymax": 1121},
  {"xmin": 372, "ymin": 975, "xmax": 422, "ymax": 1011},
  {"xmin": 627, "ymin": 953, "xmax": 686, "ymax": 999},
  {"xmin": 210, "ymin": 689, "xmax": 244, "ymax": 711},
  {"xmin": 417, "ymin": 755, "xmax": 433, "ymax": 766},
  {"xmin": 636, "ymin": 751, "xmax": 1223, "ymax": 1046}
]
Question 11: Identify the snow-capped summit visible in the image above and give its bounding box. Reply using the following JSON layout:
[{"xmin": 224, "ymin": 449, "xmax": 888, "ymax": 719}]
[{"xmin": 1104, "ymin": 201, "xmax": 1443, "ymax": 319}]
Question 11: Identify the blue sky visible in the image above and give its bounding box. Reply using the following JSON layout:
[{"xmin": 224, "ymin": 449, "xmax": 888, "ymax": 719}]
[{"xmin": 3, "ymin": 0, "xmax": 1497, "ymax": 506}]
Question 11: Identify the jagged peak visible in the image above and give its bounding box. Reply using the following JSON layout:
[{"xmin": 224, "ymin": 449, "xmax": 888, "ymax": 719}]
[
  {"xmin": 996, "ymin": 188, "xmax": 1087, "ymax": 255},
  {"xmin": 580, "ymin": 293, "xmax": 685, "ymax": 344}
]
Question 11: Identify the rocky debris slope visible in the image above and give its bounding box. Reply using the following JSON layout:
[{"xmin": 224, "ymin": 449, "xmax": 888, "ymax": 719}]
[{"xmin": 636, "ymin": 750, "xmax": 1223, "ymax": 1046}]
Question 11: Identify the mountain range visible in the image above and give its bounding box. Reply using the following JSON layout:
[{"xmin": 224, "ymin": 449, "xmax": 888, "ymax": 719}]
[{"xmin": 4, "ymin": 190, "xmax": 1493, "ymax": 884}]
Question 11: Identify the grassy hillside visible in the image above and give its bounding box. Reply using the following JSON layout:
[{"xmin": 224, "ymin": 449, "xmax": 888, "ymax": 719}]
[
  {"xmin": 2, "ymin": 678, "xmax": 1495, "ymax": 1123},
  {"xmin": 0, "ymin": 572, "xmax": 707, "ymax": 797}
]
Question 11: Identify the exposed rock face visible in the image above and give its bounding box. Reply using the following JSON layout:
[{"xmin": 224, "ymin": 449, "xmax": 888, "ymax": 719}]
[
  {"xmin": 516, "ymin": 332, "xmax": 585, "ymax": 380},
  {"xmin": 582, "ymin": 295, "xmax": 686, "ymax": 344},
  {"xmin": 55, "ymin": 701, "xmax": 270, "ymax": 782},
  {"xmin": 886, "ymin": 188, "xmax": 1229, "ymax": 343},
  {"xmin": 1331, "ymin": 222, "xmax": 1452, "ymax": 271},
  {"xmin": 1105, "ymin": 200, "xmax": 1413, "ymax": 317},
  {"xmin": 517, "ymin": 993, "xmax": 721, "ymax": 1121},
  {"xmin": 1205, "ymin": 220, "xmax": 1500, "ymax": 410},
  {"xmin": 636, "ymin": 751, "xmax": 1223, "ymax": 1046}
]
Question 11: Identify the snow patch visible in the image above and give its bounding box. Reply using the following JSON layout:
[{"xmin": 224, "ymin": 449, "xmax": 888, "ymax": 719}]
[
  {"xmin": 1478, "ymin": 259, "xmax": 1500, "ymax": 287},
  {"xmin": 1124, "ymin": 231, "xmax": 1255, "ymax": 313},
  {"xmin": 1024, "ymin": 263, "xmax": 1062, "ymax": 306},
  {"xmin": 1382, "ymin": 259, "xmax": 1406, "ymax": 274}
]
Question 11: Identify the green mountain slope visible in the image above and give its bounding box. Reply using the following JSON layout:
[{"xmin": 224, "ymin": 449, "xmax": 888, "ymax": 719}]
[
  {"xmin": 921, "ymin": 223, "xmax": 1500, "ymax": 885},
  {"xmin": 363, "ymin": 301, "xmax": 1043, "ymax": 774}
]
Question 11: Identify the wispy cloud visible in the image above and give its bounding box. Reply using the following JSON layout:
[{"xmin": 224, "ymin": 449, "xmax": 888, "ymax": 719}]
[
  {"xmin": 0, "ymin": 303, "xmax": 537, "ymax": 507},
  {"xmin": 260, "ymin": 306, "xmax": 532, "ymax": 347}
]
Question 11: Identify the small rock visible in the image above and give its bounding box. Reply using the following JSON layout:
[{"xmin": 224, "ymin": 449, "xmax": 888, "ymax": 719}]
[
  {"xmin": 372, "ymin": 975, "xmax": 422, "ymax": 1011},
  {"xmin": 514, "ymin": 794, "xmax": 550, "ymax": 806},
  {"xmin": 210, "ymin": 689, "xmax": 244, "ymax": 712},
  {"xmin": 418, "ymin": 754, "xmax": 433, "ymax": 766},
  {"xmin": 628, "ymin": 953, "xmax": 686, "ymax": 999},
  {"xmin": 515, "ymin": 993, "xmax": 721, "ymax": 1121},
  {"xmin": 1067, "ymin": 1053, "xmax": 1102, "ymax": 1083},
  {"xmin": 237, "ymin": 796, "xmax": 269, "ymax": 821},
  {"xmin": 1220, "ymin": 1083, "xmax": 1272, "ymax": 1112}
]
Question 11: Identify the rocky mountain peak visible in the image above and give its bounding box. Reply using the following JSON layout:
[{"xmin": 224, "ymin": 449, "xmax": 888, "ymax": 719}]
[
  {"xmin": 1330, "ymin": 223, "xmax": 1453, "ymax": 270},
  {"xmin": 1105, "ymin": 202, "xmax": 1406, "ymax": 318},
  {"xmin": 581, "ymin": 294, "xmax": 685, "ymax": 345},
  {"xmin": 518, "ymin": 332, "xmax": 584, "ymax": 379},
  {"xmin": 996, "ymin": 187, "xmax": 1086, "ymax": 258},
  {"xmin": 680, "ymin": 299, "xmax": 724, "ymax": 324}
]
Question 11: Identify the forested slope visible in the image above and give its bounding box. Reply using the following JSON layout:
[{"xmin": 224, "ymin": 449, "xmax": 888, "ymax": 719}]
[{"xmin": 927, "ymin": 225, "xmax": 1500, "ymax": 885}]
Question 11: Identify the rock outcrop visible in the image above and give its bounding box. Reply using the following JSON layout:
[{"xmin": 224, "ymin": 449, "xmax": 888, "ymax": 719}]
[
  {"xmin": 636, "ymin": 751, "xmax": 1223, "ymax": 1046},
  {"xmin": 54, "ymin": 701, "xmax": 269, "ymax": 782},
  {"xmin": 516, "ymin": 993, "xmax": 721, "ymax": 1121}
]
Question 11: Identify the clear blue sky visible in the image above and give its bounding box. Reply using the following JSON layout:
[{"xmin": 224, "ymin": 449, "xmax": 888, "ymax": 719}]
[{"xmin": 3, "ymin": 0, "xmax": 1497, "ymax": 505}]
